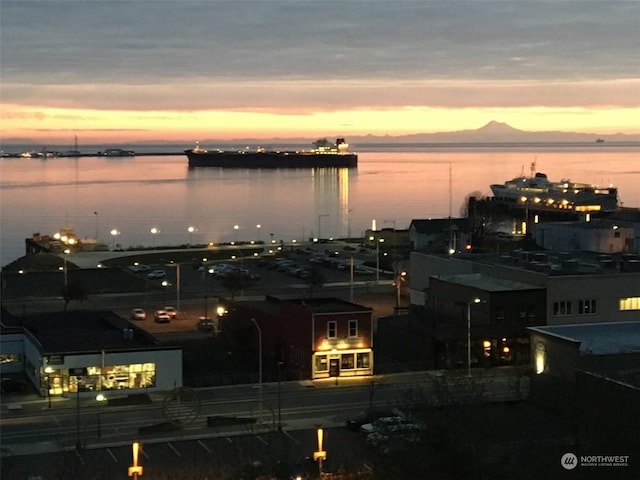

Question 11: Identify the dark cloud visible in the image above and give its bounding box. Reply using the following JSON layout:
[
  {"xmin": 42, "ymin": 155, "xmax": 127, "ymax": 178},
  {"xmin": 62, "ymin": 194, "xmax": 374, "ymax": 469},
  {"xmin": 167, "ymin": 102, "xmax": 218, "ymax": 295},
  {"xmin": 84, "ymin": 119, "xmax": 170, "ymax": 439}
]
[{"xmin": 3, "ymin": 1, "xmax": 639, "ymax": 81}]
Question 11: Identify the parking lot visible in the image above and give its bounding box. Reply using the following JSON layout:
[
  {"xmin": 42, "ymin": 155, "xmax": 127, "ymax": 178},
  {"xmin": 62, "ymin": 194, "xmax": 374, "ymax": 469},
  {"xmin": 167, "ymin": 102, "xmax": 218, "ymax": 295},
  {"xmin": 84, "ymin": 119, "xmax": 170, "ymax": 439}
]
[{"xmin": 0, "ymin": 425, "xmax": 373, "ymax": 479}]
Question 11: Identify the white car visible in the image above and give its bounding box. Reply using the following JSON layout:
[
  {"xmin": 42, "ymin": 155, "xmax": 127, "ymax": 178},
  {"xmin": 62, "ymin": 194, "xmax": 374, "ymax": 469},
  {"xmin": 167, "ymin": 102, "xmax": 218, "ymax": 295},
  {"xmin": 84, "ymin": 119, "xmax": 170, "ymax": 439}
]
[
  {"xmin": 154, "ymin": 310, "xmax": 171, "ymax": 323},
  {"xmin": 147, "ymin": 270, "xmax": 166, "ymax": 279},
  {"xmin": 131, "ymin": 308, "xmax": 146, "ymax": 320},
  {"xmin": 164, "ymin": 306, "xmax": 177, "ymax": 319}
]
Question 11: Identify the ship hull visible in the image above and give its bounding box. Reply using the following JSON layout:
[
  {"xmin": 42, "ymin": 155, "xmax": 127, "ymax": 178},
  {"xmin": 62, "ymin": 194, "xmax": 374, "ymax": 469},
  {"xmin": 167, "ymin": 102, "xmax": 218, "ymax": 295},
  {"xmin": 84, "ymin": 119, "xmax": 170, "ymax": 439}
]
[{"xmin": 185, "ymin": 150, "xmax": 358, "ymax": 168}]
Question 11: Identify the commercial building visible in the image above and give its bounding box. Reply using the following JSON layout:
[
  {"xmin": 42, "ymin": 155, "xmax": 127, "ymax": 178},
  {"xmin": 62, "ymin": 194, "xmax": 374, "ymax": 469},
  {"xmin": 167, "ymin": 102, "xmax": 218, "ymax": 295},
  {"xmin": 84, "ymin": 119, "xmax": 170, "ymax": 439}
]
[
  {"xmin": 216, "ymin": 295, "xmax": 374, "ymax": 380},
  {"xmin": 0, "ymin": 309, "xmax": 182, "ymax": 399}
]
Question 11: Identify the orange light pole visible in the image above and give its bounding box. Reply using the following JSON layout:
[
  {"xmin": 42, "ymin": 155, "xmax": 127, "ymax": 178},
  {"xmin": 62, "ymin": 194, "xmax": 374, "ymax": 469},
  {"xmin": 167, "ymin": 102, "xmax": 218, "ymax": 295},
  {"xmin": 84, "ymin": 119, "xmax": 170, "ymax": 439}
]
[
  {"xmin": 313, "ymin": 426, "xmax": 327, "ymax": 477},
  {"xmin": 128, "ymin": 441, "xmax": 143, "ymax": 479}
]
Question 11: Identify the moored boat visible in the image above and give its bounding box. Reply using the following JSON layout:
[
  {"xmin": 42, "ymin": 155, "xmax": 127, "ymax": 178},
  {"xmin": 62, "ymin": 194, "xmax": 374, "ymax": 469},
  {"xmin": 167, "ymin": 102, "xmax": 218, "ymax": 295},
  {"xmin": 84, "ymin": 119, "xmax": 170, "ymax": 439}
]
[
  {"xmin": 185, "ymin": 138, "xmax": 357, "ymax": 168},
  {"xmin": 490, "ymin": 162, "xmax": 618, "ymax": 213}
]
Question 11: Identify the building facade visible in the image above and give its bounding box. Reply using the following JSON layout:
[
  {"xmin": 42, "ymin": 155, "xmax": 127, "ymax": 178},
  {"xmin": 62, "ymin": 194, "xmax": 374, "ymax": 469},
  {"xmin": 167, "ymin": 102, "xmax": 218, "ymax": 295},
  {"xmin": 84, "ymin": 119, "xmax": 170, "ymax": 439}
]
[
  {"xmin": 0, "ymin": 310, "xmax": 182, "ymax": 399},
  {"xmin": 217, "ymin": 295, "xmax": 374, "ymax": 380}
]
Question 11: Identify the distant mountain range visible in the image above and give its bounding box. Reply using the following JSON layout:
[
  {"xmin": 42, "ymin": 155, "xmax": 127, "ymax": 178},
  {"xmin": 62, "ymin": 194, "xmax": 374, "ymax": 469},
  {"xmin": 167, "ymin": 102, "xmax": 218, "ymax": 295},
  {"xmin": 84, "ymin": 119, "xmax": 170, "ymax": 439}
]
[
  {"xmin": 3, "ymin": 121, "xmax": 638, "ymax": 149},
  {"xmin": 350, "ymin": 121, "xmax": 638, "ymax": 144},
  {"xmin": 203, "ymin": 121, "xmax": 638, "ymax": 146}
]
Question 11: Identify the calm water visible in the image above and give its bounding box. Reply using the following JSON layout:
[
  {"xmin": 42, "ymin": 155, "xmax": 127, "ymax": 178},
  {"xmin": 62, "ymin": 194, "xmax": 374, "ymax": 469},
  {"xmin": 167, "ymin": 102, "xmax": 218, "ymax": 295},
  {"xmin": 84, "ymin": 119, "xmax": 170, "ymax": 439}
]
[{"xmin": 1, "ymin": 145, "xmax": 638, "ymax": 267}]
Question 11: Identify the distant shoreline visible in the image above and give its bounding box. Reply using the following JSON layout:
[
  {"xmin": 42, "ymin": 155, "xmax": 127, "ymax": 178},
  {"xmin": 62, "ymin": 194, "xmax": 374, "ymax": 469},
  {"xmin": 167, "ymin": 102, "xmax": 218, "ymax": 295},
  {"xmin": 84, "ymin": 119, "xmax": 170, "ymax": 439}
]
[{"xmin": 2, "ymin": 141, "xmax": 639, "ymax": 158}]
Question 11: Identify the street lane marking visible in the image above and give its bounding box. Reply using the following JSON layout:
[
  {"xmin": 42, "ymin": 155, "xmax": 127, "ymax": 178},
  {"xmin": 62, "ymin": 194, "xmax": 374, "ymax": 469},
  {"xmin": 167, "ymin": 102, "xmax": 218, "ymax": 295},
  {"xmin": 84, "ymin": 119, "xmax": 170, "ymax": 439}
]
[
  {"xmin": 284, "ymin": 430, "xmax": 299, "ymax": 444},
  {"xmin": 167, "ymin": 442, "xmax": 181, "ymax": 457},
  {"xmin": 197, "ymin": 439, "xmax": 212, "ymax": 454},
  {"xmin": 106, "ymin": 448, "xmax": 118, "ymax": 462}
]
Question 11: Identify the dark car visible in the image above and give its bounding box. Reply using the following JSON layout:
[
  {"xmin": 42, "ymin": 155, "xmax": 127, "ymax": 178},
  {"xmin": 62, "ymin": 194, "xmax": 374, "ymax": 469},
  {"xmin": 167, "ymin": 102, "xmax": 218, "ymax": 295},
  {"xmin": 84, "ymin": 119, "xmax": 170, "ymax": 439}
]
[{"xmin": 345, "ymin": 408, "xmax": 400, "ymax": 431}]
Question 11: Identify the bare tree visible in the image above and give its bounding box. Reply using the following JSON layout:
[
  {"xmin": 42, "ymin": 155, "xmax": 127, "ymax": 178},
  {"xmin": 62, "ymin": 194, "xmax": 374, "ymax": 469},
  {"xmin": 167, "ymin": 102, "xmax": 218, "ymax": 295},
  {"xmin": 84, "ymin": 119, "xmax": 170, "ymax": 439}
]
[
  {"xmin": 61, "ymin": 279, "xmax": 88, "ymax": 311},
  {"xmin": 305, "ymin": 265, "xmax": 326, "ymax": 298}
]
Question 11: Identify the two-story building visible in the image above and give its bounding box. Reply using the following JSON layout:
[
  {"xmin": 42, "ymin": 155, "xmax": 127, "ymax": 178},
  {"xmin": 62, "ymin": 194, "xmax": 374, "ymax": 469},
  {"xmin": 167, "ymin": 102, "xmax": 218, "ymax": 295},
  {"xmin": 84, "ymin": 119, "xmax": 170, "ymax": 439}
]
[{"xmin": 216, "ymin": 295, "xmax": 374, "ymax": 380}]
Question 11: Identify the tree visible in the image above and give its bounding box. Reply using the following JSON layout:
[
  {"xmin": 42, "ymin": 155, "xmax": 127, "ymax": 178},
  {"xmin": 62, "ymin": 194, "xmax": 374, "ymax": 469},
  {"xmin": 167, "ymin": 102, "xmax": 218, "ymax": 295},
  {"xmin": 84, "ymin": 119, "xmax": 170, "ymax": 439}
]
[
  {"xmin": 61, "ymin": 280, "xmax": 88, "ymax": 311},
  {"xmin": 305, "ymin": 265, "xmax": 326, "ymax": 298},
  {"xmin": 220, "ymin": 272, "xmax": 254, "ymax": 300},
  {"xmin": 460, "ymin": 191, "xmax": 503, "ymax": 248}
]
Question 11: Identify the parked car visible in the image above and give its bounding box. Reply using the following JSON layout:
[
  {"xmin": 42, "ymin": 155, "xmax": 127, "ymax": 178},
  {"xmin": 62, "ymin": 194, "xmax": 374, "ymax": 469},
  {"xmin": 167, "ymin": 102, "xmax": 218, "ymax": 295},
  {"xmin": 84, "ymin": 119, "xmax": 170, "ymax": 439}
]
[
  {"xmin": 131, "ymin": 308, "xmax": 146, "ymax": 320},
  {"xmin": 129, "ymin": 264, "xmax": 150, "ymax": 273},
  {"xmin": 345, "ymin": 408, "xmax": 400, "ymax": 432},
  {"xmin": 197, "ymin": 317, "xmax": 215, "ymax": 332},
  {"xmin": 154, "ymin": 310, "xmax": 171, "ymax": 323},
  {"xmin": 164, "ymin": 306, "xmax": 177, "ymax": 319},
  {"xmin": 147, "ymin": 270, "xmax": 166, "ymax": 279}
]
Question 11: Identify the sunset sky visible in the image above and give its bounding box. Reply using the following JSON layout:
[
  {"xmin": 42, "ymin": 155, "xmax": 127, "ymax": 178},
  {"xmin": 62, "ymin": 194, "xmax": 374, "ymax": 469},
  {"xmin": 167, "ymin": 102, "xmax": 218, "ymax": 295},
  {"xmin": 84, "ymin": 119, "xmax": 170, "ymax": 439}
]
[{"xmin": 1, "ymin": 0, "xmax": 639, "ymax": 145}]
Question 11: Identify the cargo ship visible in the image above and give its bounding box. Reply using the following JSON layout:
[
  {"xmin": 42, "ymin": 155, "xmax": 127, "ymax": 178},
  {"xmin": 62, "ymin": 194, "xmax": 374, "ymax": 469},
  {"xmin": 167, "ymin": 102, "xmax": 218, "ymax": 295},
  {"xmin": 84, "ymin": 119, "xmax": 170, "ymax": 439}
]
[
  {"xmin": 490, "ymin": 162, "xmax": 619, "ymax": 213},
  {"xmin": 185, "ymin": 138, "xmax": 357, "ymax": 168}
]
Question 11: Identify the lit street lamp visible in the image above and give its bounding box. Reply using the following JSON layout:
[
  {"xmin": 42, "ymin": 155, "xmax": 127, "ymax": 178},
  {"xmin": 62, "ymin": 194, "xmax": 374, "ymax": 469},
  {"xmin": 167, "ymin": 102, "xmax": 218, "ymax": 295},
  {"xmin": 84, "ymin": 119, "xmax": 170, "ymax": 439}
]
[
  {"xmin": 63, "ymin": 248, "xmax": 70, "ymax": 289},
  {"xmin": 110, "ymin": 229, "xmax": 120, "ymax": 250},
  {"xmin": 96, "ymin": 393, "xmax": 107, "ymax": 438},
  {"xmin": 467, "ymin": 298, "xmax": 482, "ymax": 377},
  {"xmin": 44, "ymin": 366, "xmax": 54, "ymax": 408},
  {"xmin": 369, "ymin": 236, "xmax": 384, "ymax": 283},
  {"xmin": 395, "ymin": 271, "xmax": 407, "ymax": 311},
  {"xmin": 150, "ymin": 227, "xmax": 159, "ymax": 247},
  {"xmin": 256, "ymin": 224, "xmax": 262, "ymax": 242},
  {"xmin": 187, "ymin": 226, "xmax": 196, "ymax": 245},
  {"xmin": 233, "ymin": 224, "xmax": 239, "ymax": 244}
]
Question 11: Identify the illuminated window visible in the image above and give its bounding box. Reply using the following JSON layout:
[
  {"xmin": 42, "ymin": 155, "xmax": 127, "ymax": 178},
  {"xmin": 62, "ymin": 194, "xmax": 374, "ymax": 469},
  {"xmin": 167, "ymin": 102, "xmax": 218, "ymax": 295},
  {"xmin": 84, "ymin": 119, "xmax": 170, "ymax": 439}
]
[
  {"xmin": 356, "ymin": 352, "xmax": 370, "ymax": 369},
  {"xmin": 327, "ymin": 321, "xmax": 337, "ymax": 339},
  {"xmin": 0, "ymin": 354, "xmax": 20, "ymax": 364},
  {"xmin": 620, "ymin": 297, "xmax": 640, "ymax": 311},
  {"xmin": 553, "ymin": 301, "xmax": 572, "ymax": 316},
  {"xmin": 341, "ymin": 353, "xmax": 355, "ymax": 370},
  {"xmin": 315, "ymin": 355, "xmax": 328, "ymax": 372},
  {"xmin": 578, "ymin": 299, "xmax": 597, "ymax": 315},
  {"xmin": 535, "ymin": 342, "xmax": 546, "ymax": 374},
  {"xmin": 348, "ymin": 319, "xmax": 358, "ymax": 337}
]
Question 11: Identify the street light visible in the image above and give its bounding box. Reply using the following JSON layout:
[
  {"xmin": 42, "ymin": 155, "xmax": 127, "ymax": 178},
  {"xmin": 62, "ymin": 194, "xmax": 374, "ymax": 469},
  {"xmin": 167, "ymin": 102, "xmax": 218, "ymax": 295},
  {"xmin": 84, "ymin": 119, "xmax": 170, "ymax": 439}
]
[
  {"xmin": 384, "ymin": 219, "xmax": 397, "ymax": 273},
  {"xmin": 44, "ymin": 366, "xmax": 54, "ymax": 408},
  {"xmin": 63, "ymin": 248, "xmax": 71, "ymax": 289},
  {"xmin": 233, "ymin": 224, "xmax": 239, "ymax": 244},
  {"xmin": 110, "ymin": 229, "xmax": 120, "ymax": 251},
  {"xmin": 96, "ymin": 393, "xmax": 107, "ymax": 438},
  {"xmin": 187, "ymin": 226, "xmax": 196, "ymax": 245},
  {"xmin": 369, "ymin": 236, "xmax": 384, "ymax": 283},
  {"xmin": 467, "ymin": 298, "xmax": 482, "ymax": 377},
  {"xmin": 150, "ymin": 227, "xmax": 159, "ymax": 247},
  {"xmin": 203, "ymin": 267, "xmax": 215, "ymax": 318},
  {"xmin": 256, "ymin": 224, "xmax": 262, "ymax": 242},
  {"xmin": 251, "ymin": 318, "xmax": 262, "ymax": 424},
  {"xmin": 318, "ymin": 214, "xmax": 329, "ymax": 240},
  {"xmin": 395, "ymin": 271, "xmax": 407, "ymax": 311}
]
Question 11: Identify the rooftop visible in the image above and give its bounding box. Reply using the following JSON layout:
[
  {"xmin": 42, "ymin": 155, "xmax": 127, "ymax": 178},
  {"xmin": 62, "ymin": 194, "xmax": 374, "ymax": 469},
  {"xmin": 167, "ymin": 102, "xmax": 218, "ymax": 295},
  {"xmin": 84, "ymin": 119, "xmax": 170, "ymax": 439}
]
[
  {"xmin": 528, "ymin": 321, "xmax": 640, "ymax": 355},
  {"xmin": 1, "ymin": 309, "xmax": 170, "ymax": 354},
  {"xmin": 434, "ymin": 273, "xmax": 541, "ymax": 292}
]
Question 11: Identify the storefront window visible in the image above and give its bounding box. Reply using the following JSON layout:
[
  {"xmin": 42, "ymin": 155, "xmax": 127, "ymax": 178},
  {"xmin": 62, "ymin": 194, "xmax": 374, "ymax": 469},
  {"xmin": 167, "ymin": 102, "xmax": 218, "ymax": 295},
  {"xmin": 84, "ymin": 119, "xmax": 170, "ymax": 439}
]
[
  {"xmin": 356, "ymin": 352, "xmax": 370, "ymax": 369},
  {"xmin": 68, "ymin": 363, "xmax": 156, "ymax": 392},
  {"xmin": 315, "ymin": 355, "xmax": 328, "ymax": 372},
  {"xmin": 341, "ymin": 353, "xmax": 355, "ymax": 370}
]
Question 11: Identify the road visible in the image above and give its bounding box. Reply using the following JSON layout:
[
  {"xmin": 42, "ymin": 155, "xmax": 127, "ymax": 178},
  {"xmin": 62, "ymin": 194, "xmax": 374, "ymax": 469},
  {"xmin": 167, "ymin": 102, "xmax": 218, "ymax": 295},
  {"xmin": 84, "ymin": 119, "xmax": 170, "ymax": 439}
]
[{"xmin": 1, "ymin": 368, "xmax": 526, "ymax": 454}]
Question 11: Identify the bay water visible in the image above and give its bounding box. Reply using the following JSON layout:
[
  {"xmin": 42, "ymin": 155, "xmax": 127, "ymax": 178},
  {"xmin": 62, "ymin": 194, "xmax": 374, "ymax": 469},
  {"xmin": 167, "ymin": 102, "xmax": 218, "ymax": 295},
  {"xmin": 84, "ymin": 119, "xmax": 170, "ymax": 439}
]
[{"xmin": 1, "ymin": 145, "xmax": 638, "ymax": 267}]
